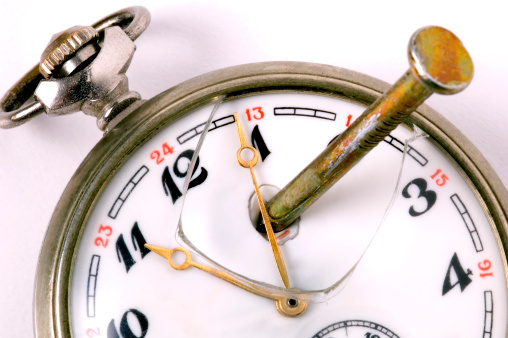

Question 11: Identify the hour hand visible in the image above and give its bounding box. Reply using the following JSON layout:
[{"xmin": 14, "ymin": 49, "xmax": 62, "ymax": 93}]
[{"xmin": 144, "ymin": 244, "xmax": 307, "ymax": 317}]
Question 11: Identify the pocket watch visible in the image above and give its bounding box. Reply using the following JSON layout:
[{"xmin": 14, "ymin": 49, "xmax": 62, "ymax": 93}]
[{"xmin": 1, "ymin": 6, "xmax": 507, "ymax": 338}]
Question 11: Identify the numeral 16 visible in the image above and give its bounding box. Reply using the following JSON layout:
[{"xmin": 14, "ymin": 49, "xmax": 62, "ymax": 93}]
[{"xmin": 479, "ymin": 259, "xmax": 494, "ymax": 278}]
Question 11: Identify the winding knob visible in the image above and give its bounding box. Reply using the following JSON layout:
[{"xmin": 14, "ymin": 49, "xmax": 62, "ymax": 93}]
[{"xmin": 39, "ymin": 25, "xmax": 98, "ymax": 78}]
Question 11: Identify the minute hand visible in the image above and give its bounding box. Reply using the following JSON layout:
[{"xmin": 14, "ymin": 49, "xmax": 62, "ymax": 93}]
[{"xmin": 265, "ymin": 26, "xmax": 473, "ymax": 232}]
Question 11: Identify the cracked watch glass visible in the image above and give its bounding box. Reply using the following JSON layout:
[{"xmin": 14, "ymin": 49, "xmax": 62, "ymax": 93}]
[
  {"xmin": 2, "ymin": 6, "xmax": 506, "ymax": 338},
  {"xmin": 61, "ymin": 75, "xmax": 508, "ymax": 337}
]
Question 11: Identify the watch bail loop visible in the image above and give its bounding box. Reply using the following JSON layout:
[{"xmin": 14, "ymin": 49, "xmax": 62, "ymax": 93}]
[{"xmin": 0, "ymin": 6, "xmax": 150, "ymax": 129}]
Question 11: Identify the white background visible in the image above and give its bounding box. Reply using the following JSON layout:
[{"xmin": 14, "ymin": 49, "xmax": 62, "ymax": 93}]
[{"xmin": 0, "ymin": 0, "xmax": 507, "ymax": 336}]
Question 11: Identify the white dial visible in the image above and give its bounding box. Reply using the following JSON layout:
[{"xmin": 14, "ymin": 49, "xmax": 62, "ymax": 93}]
[{"xmin": 69, "ymin": 92, "xmax": 507, "ymax": 337}]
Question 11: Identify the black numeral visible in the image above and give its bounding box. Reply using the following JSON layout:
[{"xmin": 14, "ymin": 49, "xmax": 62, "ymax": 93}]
[
  {"xmin": 116, "ymin": 223, "xmax": 150, "ymax": 273},
  {"xmin": 402, "ymin": 178, "xmax": 437, "ymax": 216},
  {"xmin": 162, "ymin": 149, "xmax": 208, "ymax": 203},
  {"xmin": 442, "ymin": 253, "xmax": 473, "ymax": 295},
  {"xmin": 107, "ymin": 309, "xmax": 149, "ymax": 338},
  {"xmin": 251, "ymin": 125, "xmax": 271, "ymax": 161}
]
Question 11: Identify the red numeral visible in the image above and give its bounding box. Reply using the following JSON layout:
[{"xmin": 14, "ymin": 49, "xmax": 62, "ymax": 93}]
[
  {"xmin": 345, "ymin": 114, "xmax": 353, "ymax": 127},
  {"xmin": 430, "ymin": 169, "xmax": 449, "ymax": 186},
  {"xmin": 479, "ymin": 259, "xmax": 494, "ymax": 278},
  {"xmin": 162, "ymin": 142, "xmax": 174, "ymax": 155},
  {"xmin": 86, "ymin": 328, "xmax": 100, "ymax": 337},
  {"xmin": 150, "ymin": 142, "xmax": 174, "ymax": 165},
  {"xmin": 245, "ymin": 107, "xmax": 264, "ymax": 121},
  {"xmin": 99, "ymin": 225, "xmax": 113, "ymax": 236},
  {"xmin": 94, "ymin": 225, "xmax": 113, "ymax": 248},
  {"xmin": 94, "ymin": 237, "xmax": 109, "ymax": 248},
  {"xmin": 150, "ymin": 150, "xmax": 163, "ymax": 164}
]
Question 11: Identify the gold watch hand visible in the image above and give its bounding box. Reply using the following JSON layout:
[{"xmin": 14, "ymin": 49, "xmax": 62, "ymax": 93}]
[
  {"xmin": 234, "ymin": 112, "xmax": 291, "ymax": 289},
  {"xmin": 265, "ymin": 26, "xmax": 474, "ymax": 231},
  {"xmin": 145, "ymin": 244, "xmax": 307, "ymax": 317}
]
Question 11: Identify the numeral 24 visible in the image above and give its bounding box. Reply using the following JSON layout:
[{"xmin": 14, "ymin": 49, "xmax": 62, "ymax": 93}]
[{"xmin": 150, "ymin": 142, "xmax": 174, "ymax": 165}]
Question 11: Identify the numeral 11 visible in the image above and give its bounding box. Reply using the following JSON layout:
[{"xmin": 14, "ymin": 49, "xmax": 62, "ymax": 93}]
[{"xmin": 116, "ymin": 222, "xmax": 150, "ymax": 273}]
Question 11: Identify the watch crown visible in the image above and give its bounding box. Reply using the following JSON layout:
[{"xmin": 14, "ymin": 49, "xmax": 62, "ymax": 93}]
[{"xmin": 39, "ymin": 25, "xmax": 99, "ymax": 79}]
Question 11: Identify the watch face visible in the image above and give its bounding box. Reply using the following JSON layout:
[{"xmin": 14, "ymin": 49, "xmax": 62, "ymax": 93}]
[{"xmin": 67, "ymin": 89, "xmax": 507, "ymax": 337}]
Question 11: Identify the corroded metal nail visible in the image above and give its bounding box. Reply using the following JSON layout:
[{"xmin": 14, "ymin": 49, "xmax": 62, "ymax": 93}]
[{"xmin": 264, "ymin": 26, "xmax": 473, "ymax": 232}]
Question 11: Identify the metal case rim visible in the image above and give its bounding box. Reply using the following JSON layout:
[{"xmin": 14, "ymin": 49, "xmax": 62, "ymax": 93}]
[{"xmin": 33, "ymin": 61, "xmax": 508, "ymax": 337}]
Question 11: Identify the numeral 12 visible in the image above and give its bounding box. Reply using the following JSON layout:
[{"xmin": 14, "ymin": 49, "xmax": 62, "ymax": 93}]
[
  {"xmin": 162, "ymin": 149, "xmax": 208, "ymax": 203},
  {"xmin": 150, "ymin": 142, "xmax": 174, "ymax": 165}
]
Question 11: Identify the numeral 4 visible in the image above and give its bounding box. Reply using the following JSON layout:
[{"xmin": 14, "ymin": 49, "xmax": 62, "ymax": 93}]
[{"xmin": 442, "ymin": 253, "xmax": 473, "ymax": 296}]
